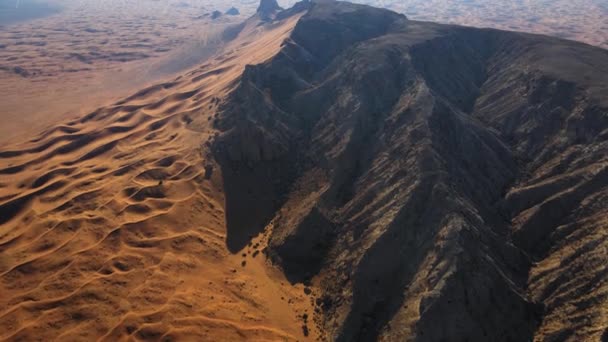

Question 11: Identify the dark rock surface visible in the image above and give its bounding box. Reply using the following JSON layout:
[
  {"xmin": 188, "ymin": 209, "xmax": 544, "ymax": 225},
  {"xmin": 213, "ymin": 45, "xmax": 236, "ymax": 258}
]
[
  {"xmin": 257, "ymin": 0, "xmax": 283, "ymax": 20},
  {"xmin": 213, "ymin": 1, "xmax": 608, "ymax": 341},
  {"xmin": 225, "ymin": 7, "xmax": 240, "ymax": 16}
]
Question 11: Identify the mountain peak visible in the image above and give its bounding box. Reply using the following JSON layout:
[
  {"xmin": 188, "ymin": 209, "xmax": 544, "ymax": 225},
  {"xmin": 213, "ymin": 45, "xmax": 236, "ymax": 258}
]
[{"xmin": 257, "ymin": 0, "xmax": 282, "ymax": 19}]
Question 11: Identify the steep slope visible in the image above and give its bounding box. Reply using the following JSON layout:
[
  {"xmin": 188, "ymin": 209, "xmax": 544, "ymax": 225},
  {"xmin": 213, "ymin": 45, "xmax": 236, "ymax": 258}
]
[{"xmin": 211, "ymin": 1, "xmax": 608, "ymax": 341}]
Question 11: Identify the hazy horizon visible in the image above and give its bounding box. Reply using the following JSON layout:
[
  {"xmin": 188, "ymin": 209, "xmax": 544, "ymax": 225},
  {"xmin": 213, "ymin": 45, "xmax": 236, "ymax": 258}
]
[{"xmin": 2, "ymin": 0, "xmax": 606, "ymax": 48}]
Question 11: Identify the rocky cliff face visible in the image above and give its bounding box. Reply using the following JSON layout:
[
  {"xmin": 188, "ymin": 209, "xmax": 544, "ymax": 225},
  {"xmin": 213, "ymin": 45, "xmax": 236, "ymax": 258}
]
[
  {"xmin": 257, "ymin": 0, "xmax": 283, "ymax": 20},
  {"xmin": 212, "ymin": 1, "xmax": 608, "ymax": 341}
]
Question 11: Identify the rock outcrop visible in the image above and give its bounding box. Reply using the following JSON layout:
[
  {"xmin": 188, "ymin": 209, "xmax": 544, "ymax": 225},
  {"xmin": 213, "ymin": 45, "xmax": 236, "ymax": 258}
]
[
  {"xmin": 225, "ymin": 7, "xmax": 240, "ymax": 16},
  {"xmin": 257, "ymin": 0, "xmax": 282, "ymax": 20}
]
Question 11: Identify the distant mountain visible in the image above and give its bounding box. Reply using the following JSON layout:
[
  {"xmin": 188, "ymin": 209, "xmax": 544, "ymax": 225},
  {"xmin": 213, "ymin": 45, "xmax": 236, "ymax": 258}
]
[{"xmin": 225, "ymin": 7, "xmax": 240, "ymax": 15}]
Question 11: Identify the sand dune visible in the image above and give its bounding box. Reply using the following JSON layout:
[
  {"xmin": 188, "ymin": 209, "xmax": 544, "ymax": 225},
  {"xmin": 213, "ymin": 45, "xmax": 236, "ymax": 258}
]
[
  {"xmin": 0, "ymin": 10, "xmax": 318, "ymax": 341},
  {"xmin": 0, "ymin": 0, "xmax": 243, "ymax": 145}
]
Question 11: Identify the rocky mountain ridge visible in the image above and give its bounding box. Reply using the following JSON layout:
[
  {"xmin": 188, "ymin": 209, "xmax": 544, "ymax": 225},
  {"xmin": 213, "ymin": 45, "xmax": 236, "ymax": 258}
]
[{"xmin": 212, "ymin": 1, "xmax": 608, "ymax": 341}]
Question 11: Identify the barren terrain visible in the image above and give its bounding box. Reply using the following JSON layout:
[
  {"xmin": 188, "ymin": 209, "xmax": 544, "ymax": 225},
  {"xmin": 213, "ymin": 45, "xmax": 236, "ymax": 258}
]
[
  {"xmin": 1, "ymin": 0, "xmax": 606, "ymax": 141},
  {"xmin": 0, "ymin": 5, "xmax": 319, "ymax": 341},
  {"xmin": 359, "ymin": 0, "xmax": 608, "ymax": 49},
  {"xmin": 227, "ymin": 0, "xmax": 608, "ymax": 49},
  {"xmin": 0, "ymin": 0, "xmax": 242, "ymax": 143},
  {"xmin": 0, "ymin": 1, "xmax": 607, "ymax": 341}
]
